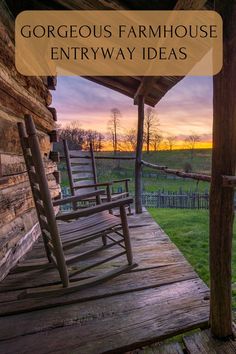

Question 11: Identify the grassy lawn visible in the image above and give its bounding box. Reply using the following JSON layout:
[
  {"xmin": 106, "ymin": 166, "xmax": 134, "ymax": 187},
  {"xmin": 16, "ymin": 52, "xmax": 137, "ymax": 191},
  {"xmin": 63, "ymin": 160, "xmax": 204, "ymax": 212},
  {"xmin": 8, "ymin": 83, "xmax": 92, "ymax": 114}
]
[
  {"xmin": 148, "ymin": 208, "xmax": 236, "ymax": 313},
  {"xmin": 59, "ymin": 148, "xmax": 211, "ymax": 193}
]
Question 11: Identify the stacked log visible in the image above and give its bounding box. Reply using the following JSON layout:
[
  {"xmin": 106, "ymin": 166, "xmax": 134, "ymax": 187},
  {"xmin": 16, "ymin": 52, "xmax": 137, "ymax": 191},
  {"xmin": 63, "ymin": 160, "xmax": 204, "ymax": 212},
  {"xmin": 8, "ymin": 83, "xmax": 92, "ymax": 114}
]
[{"xmin": 0, "ymin": 3, "xmax": 59, "ymax": 281}]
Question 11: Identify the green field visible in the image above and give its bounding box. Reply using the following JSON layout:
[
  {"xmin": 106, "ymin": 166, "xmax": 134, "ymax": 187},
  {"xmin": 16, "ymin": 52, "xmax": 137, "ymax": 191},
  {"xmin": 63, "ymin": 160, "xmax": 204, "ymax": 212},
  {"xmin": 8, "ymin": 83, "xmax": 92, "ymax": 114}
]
[
  {"xmin": 149, "ymin": 208, "xmax": 236, "ymax": 314},
  {"xmin": 60, "ymin": 148, "xmax": 212, "ymax": 193}
]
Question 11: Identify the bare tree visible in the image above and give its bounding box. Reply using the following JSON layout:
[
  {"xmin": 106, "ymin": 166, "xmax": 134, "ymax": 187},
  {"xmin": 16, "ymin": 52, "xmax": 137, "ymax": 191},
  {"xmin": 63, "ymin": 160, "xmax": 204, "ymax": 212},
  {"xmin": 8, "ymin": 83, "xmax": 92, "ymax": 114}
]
[
  {"xmin": 59, "ymin": 121, "xmax": 85, "ymax": 150},
  {"xmin": 107, "ymin": 108, "xmax": 121, "ymax": 155},
  {"xmin": 97, "ymin": 133, "xmax": 105, "ymax": 152},
  {"xmin": 166, "ymin": 135, "xmax": 177, "ymax": 151},
  {"xmin": 124, "ymin": 128, "xmax": 137, "ymax": 151},
  {"xmin": 185, "ymin": 133, "xmax": 200, "ymax": 159},
  {"xmin": 84, "ymin": 130, "xmax": 105, "ymax": 152},
  {"xmin": 144, "ymin": 107, "xmax": 159, "ymax": 154},
  {"xmin": 152, "ymin": 133, "xmax": 163, "ymax": 152}
]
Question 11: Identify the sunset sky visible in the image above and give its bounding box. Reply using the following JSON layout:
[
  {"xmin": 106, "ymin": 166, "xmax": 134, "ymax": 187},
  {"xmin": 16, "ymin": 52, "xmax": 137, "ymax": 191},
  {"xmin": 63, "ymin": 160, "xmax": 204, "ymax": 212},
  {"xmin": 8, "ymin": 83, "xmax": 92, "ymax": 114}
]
[{"xmin": 52, "ymin": 76, "xmax": 213, "ymax": 149}]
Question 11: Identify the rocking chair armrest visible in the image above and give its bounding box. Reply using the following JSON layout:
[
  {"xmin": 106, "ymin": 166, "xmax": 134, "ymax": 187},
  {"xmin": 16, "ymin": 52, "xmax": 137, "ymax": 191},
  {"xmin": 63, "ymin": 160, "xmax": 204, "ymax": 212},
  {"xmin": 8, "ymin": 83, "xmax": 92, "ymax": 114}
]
[
  {"xmin": 56, "ymin": 197, "xmax": 133, "ymax": 221},
  {"xmin": 112, "ymin": 178, "xmax": 131, "ymax": 184},
  {"xmin": 53, "ymin": 189, "xmax": 105, "ymax": 206},
  {"xmin": 73, "ymin": 182, "xmax": 112, "ymax": 190}
]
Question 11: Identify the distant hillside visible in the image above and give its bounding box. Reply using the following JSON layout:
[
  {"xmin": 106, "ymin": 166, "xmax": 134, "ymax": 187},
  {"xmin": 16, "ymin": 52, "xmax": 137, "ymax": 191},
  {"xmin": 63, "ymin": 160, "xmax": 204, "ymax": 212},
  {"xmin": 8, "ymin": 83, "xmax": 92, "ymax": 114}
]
[{"xmin": 96, "ymin": 148, "xmax": 212, "ymax": 174}]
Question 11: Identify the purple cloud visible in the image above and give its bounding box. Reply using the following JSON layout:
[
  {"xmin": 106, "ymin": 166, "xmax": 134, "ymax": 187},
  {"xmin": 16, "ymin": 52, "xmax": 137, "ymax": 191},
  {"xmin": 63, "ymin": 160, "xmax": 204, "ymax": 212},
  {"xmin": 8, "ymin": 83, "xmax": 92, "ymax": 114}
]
[{"xmin": 52, "ymin": 75, "xmax": 213, "ymax": 139}]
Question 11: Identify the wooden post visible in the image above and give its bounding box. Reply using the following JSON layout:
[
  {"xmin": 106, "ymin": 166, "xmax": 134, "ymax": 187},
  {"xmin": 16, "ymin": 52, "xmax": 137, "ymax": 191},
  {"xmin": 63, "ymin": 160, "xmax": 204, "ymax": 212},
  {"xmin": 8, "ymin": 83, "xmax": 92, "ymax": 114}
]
[
  {"xmin": 135, "ymin": 95, "xmax": 145, "ymax": 214},
  {"xmin": 210, "ymin": 1, "xmax": 236, "ymax": 338}
]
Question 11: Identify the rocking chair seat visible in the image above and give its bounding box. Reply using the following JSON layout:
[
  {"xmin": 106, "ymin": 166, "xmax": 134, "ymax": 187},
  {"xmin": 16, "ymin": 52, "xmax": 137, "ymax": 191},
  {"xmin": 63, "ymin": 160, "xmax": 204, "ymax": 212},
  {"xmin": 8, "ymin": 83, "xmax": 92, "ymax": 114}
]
[{"xmin": 58, "ymin": 211, "xmax": 122, "ymax": 248}]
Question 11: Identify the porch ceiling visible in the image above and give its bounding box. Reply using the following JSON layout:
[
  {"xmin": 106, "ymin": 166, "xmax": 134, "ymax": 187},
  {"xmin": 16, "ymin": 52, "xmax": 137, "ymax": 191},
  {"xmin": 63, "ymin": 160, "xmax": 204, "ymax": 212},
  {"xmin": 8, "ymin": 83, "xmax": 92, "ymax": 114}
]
[{"xmin": 5, "ymin": 0, "xmax": 213, "ymax": 106}]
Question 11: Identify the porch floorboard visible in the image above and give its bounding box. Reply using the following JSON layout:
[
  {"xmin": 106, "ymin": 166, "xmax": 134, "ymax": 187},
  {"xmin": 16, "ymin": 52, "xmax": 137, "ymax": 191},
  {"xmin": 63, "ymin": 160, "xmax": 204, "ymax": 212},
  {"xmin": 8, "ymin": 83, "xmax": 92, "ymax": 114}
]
[{"xmin": 0, "ymin": 210, "xmax": 209, "ymax": 353}]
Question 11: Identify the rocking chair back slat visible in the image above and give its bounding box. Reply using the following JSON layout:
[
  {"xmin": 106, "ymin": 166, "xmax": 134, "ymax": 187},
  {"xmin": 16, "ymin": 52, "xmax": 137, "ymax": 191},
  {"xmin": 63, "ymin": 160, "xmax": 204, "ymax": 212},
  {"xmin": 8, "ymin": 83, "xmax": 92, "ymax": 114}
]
[
  {"xmin": 70, "ymin": 165, "xmax": 93, "ymax": 173},
  {"xmin": 63, "ymin": 140, "xmax": 131, "ymax": 214},
  {"xmin": 72, "ymin": 172, "xmax": 94, "ymax": 180},
  {"xmin": 68, "ymin": 150, "xmax": 88, "ymax": 157},
  {"xmin": 69, "ymin": 158, "xmax": 92, "ymax": 164},
  {"xmin": 63, "ymin": 140, "xmax": 97, "ymax": 196},
  {"xmin": 18, "ymin": 115, "xmax": 69, "ymax": 287}
]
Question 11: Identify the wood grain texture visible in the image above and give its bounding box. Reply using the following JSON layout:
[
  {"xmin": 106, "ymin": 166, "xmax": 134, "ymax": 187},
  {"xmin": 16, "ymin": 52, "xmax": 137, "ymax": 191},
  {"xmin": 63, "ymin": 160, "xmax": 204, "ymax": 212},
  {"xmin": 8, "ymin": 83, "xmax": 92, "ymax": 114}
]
[
  {"xmin": 135, "ymin": 95, "xmax": 145, "ymax": 213},
  {"xmin": 150, "ymin": 342, "xmax": 184, "ymax": 354},
  {"xmin": 0, "ymin": 154, "xmax": 56, "ymax": 177},
  {"xmin": 174, "ymin": 0, "xmax": 208, "ymax": 10},
  {"xmin": 0, "ymin": 211, "xmax": 209, "ymax": 353},
  {"xmin": 209, "ymin": 0, "xmax": 236, "ymax": 337},
  {"xmin": 0, "ymin": 174, "xmax": 59, "ymax": 228},
  {"xmin": 0, "ymin": 219, "xmax": 40, "ymax": 282},
  {"xmin": 0, "ymin": 116, "xmax": 51, "ymax": 155},
  {"xmin": 0, "ymin": 78, "xmax": 54, "ymax": 133},
  {"xmin": 0, "ymin": 7, "xmax": 58, "ymax": 284},
  {"xmin": 183, "ymin": 329, "xmax": 236, "ymax": 353}
]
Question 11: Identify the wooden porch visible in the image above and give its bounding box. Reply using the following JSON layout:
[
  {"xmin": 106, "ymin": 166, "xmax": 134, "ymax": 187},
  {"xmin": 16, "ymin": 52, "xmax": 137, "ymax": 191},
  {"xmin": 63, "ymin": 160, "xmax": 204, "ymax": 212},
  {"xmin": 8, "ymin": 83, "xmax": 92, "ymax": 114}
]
[{"xmin": 0, "ymin": 210, "xmax": 210, "ymax": 353}]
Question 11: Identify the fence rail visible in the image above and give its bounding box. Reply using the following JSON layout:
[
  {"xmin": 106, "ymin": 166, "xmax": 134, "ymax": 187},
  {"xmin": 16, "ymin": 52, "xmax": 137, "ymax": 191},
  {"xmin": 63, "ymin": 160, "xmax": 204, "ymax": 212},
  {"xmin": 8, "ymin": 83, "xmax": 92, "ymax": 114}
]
[
  {"xmin": 141, "ymin": 160, "xmax": 211, "ymax": 182},
  {"xmin": 61, "ymin": 187, "xmax": 210, "ymax": 210},
  {"xmin": 141, "ymin": 191, "xmax": 209, "ymax": 209},
  {"xmin": 60, "ymin": 155, "xmax": 136, "ymax": 160}
]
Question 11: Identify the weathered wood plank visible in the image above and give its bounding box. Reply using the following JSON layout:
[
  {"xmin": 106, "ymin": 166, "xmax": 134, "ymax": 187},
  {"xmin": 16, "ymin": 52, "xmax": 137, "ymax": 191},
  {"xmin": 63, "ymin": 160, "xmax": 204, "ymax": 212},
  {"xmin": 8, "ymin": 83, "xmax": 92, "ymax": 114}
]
[
  {"xmin": 48, "ymin": 107, "xmax": 57, "ymax": 121},
  {"xmin": 0, "ymin": 77, "xmax": 54, "ymax": 133},
  {"xmin": 0, "ymin": 154, "xmax": 56, "ymax": 177},
  {"xmin": 0, "ymin": 60, "xmax": 52, "ymax": 107},
  {"xmin": 0, "ymin": 236, "xmax": 185, "ymax": 289},
  {"xmin": 151, "ymin": 342, "xmax": 184, "ymax": 354},
  {"xmin": 0, "ymin": 4, "xmax": 58, "ymax": 285},
  {"xmin": 209, "ymin": 0, "xmax": 236, "ymax": 337},
  {"xmin": 174, "ymin": 0, "xmax": 208, "ymax": 10},
  {"xmin": 183, "ymin": 330, "xmax": 236, "ymax": 353},
  {"xmin": 0, "ymin": 279, "xmax": 209, "ymax": 353},
  {"xmin": 0, "ymin": 208, "xmax": 38, "ymax": 250},
  {"xmin": 0, "ymin": 221, "xmax": 40, "ymax": 282},
  {"xmin": 0, "ymin": 211, "xmax": 210, "ymax": 353},
  {"xmin": 0, "ymin": 262, "xmax": 200, "ymax": 315},
  {"xmin": 0, "ymin": 17, "xmax": 52, "ymax": 108},
  {"xmin": 0, "ymin": 116, "xmax": 51, "ymax": 156},
  {"xmin": 0, "ymin": 175, "xmax": 59, "ymax": 228},
  {"xmin": 70, "ymin": 157, "xmax": 92, "ymax": 164}
]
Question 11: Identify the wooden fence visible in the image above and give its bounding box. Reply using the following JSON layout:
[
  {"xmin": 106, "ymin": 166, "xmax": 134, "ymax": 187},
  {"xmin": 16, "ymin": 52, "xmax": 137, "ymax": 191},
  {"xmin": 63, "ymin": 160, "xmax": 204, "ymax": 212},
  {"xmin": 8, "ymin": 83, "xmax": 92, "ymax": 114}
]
[
  {"xmin": 141, "ymin": 190, "xmax": 209, "ymax": 209},
  {"xmin": 61, "ymin": 187, "xmax": 210, "ymax": 210}
]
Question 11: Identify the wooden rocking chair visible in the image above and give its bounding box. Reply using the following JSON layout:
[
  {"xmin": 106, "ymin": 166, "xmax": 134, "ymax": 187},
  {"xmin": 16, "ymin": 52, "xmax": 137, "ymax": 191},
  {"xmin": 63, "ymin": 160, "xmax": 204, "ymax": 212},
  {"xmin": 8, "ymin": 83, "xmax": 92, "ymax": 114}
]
[
  {"xmin": 17, "ymin": 114, "xmax": 134, "ymax": 297},
  {"xmin": 63, "ymin": 139, "xmax": 132, "ymax": 214}
]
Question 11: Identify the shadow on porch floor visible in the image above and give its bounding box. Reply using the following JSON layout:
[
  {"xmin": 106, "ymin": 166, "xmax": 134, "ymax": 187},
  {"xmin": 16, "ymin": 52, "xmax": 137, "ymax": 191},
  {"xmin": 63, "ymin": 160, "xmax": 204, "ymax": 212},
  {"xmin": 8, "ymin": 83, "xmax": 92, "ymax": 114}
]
[{"xmin": 0, "ymin": 210, "xmax": 209, "ymax": 353}]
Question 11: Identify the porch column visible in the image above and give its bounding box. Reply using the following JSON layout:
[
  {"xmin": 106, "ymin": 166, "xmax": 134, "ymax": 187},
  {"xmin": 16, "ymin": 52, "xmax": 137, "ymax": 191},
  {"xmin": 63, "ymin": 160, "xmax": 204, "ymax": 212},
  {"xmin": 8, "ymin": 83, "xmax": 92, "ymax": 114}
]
[
  {"xmin": 210, "ymin": 0, "xmax": 236, "ymax": 338},
  {"xmin": 135, "ymin": 95, "xmax": 145, "ymax": 214}
]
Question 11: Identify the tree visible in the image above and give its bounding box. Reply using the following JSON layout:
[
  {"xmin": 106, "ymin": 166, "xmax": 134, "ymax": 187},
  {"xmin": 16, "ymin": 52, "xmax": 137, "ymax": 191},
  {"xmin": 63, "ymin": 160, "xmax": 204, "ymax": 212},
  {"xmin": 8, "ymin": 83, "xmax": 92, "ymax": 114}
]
[
  {"xmin": 144, "ymin": 107, "xmax": 159, "ymax": 153},
  {"xmin": 59, "ymin": 121, "xmax": 85, "ymax": 150},
  {"xmin": 84, "ymin": 130, "xmax": 105, "ymax": 152},
  {"xmin": 152, "ymin": 133, "xmax": 163, "ymax": 152},
  {"xmin": 97, "ymin": 133, "xmax": 105, "ymax": 152},
  {"xmin": 185, "ymin": 133, "xmax": 200, "ymax": 159},
  {"xmin": 124, "ymin": 128, "xmax": 137, "ymax": 151},
  {"xmin": 166, "ymin": 135, "xmax": 177, "ymax": 151},
  {"xmin": 107, "ymin": 108, "xmax": 121, "ymax": 155}
]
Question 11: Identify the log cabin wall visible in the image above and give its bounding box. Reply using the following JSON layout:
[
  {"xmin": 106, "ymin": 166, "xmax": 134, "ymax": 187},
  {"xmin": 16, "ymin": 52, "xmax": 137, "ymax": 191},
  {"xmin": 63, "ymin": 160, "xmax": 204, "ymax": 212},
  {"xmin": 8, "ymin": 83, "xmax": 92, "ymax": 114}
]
[{"xmin": 0, "ymin": 2, "xmax": 59, "ymax": 281}]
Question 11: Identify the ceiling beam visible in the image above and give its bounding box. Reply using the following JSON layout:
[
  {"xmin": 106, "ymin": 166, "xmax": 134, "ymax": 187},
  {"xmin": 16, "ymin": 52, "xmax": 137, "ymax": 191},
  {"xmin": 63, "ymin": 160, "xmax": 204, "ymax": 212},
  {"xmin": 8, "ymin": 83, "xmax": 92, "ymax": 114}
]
[
  {"xmin": 174, "ymin": 0, "xmax": 208, "ymax": 10},
  {"xmin": 133, "ymin": 77, "xmax": 156, "ymax": 105}
]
